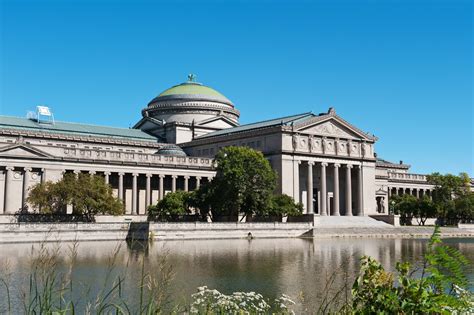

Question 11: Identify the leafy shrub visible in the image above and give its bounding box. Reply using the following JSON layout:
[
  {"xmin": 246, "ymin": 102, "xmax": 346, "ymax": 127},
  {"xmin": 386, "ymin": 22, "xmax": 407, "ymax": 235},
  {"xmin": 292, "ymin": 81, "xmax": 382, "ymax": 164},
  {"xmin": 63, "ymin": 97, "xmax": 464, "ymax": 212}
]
[
  {"xmin": 268, "ymin": 194, "xmax": 303, "ymax": 217},
  {"xmin": 147, "ymin": 191, "xmax": 193, "ymax": 221},
  {"xmin": 351, "ymin": 226, "xmax": 472, "ymax": 314}
]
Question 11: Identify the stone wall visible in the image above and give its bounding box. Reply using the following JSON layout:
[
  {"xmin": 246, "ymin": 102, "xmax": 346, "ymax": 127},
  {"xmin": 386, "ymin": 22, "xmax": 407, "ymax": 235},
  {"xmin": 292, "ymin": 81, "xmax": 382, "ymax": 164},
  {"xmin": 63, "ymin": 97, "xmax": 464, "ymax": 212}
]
[
  {"xmin": 149, "ymin": 222, "xmax": 314, "ymax": 240},
  {"xmin": 0, "ymin": 221, "xmax": 314, "ymax": 243}
]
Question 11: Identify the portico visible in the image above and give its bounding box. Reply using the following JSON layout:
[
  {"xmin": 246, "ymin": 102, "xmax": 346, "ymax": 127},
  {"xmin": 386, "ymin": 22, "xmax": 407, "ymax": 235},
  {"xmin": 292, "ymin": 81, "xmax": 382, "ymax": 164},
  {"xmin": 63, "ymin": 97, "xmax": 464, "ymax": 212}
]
[{"xmin": 297, "ymin": 160, "xmax": 367, "ymax": 216}]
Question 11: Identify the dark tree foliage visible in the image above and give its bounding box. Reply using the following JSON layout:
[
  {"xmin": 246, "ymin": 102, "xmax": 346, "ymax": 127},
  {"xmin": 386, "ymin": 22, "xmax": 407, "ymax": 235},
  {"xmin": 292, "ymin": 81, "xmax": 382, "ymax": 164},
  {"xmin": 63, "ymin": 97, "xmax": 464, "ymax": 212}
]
[
  {"xmin": 427, "ymin": 172, "xmax": 473, "ymax": 224},
  {"xmin": 267, "ymin": 194, "xmax": 303, "ymax": 217},
  {"xmin": 203, "ymin": 146, "xmax": 277, "ymax": 220},
  {"xmin": 147, "ymin": 191, "xmax": 193, "ymax": 221},
  {"xmin": 391, "ymin": 194, "xmax": 417, "ymax": 225}
]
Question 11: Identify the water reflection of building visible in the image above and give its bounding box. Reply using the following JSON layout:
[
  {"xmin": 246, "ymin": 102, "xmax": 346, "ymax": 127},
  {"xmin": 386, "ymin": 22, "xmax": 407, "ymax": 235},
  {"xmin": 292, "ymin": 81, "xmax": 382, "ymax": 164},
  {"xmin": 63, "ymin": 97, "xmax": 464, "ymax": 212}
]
[
  {"xmin": 1, "ymin": 238, "xmax": 473, "ymax": 312},
  {"xmin": 3, "ymin": 75, "xmax": 466, "ymax": 218}
]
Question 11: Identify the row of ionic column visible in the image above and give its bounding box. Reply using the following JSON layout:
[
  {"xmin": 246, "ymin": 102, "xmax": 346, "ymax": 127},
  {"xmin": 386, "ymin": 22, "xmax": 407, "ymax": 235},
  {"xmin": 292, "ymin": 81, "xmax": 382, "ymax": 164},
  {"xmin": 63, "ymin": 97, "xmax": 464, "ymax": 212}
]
[
  {"xmin": 112, "ymin": 172, "xmax": 207, "ymax": 215},
  {"xmin": 389, "ymin": 187, "xmax": 432, "ymax": 199},
  {"xmin": 306, "ymin": 162, "xmax": 364, "ymax": 216}
]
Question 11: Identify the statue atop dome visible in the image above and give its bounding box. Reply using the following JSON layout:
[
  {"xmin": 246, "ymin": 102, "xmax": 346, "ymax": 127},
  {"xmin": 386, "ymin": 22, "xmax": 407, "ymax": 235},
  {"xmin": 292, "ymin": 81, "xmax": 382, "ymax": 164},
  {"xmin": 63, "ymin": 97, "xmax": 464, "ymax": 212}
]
[{"xmin": 187, "ymin": 73, "xmax": 197, "ymax": 82}]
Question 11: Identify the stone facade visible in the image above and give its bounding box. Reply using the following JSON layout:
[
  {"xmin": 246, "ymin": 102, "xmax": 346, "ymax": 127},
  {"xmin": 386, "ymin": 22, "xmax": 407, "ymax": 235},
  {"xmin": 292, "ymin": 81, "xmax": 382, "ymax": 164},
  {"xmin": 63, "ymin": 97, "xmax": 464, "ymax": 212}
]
[{"xmin": 1, "ymin": 76, "xmax": 456, "ymax": 219}]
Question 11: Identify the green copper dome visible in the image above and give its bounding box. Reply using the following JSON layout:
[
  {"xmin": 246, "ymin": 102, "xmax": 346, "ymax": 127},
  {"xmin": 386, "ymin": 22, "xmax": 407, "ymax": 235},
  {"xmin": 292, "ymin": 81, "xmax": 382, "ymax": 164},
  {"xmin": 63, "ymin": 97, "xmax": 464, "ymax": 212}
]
[
  {"xmin": 142, "ymin": 74, "xmax": 240, "ymax": 125},
  {"xmin": 148, "ymin": 75, "xmax": 234, "ymax": 106},
  {"xmin": 159, "ymin": 82, "xmax": 227, "ymax": 99}
]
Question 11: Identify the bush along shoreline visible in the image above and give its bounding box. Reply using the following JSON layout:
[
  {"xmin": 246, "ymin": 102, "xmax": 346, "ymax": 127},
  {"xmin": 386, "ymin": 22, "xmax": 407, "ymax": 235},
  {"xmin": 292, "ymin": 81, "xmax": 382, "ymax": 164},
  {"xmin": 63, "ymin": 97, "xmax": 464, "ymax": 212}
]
[{"xmin": 0, "ymin": 226, "xmax": 473, "ymax": 314}]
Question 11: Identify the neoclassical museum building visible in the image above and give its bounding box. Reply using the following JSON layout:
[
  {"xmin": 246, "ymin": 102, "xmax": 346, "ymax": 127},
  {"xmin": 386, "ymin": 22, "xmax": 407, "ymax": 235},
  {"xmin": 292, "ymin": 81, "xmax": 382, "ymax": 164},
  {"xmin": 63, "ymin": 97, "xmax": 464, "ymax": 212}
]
[{"xmin": 0, "ymin": 76, "xmax": 437, "ymax": 217}]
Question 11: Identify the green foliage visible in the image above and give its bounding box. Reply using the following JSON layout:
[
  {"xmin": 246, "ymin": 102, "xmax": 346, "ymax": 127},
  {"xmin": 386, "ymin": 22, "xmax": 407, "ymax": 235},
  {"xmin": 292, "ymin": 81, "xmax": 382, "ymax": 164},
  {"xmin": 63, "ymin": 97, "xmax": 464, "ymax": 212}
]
[
  {"xmin": 27, "ymin": 181, "xmax": 70, "ymax": 214},
  {"xmin": 391, "ymin": 194, "xmax": 417, "ymax": 225},
  {"xmin": 267, "ymin": 194, "xmax": 303, "ymax": 217},
  {"xmin": 351, "ymin": 256, "xmax": 398, "ymax": 313},
  {"xmin": 414, "ymin": 196, "xmax": 437, "ymax": 226},
  {"xmin": 351, "ymin": 226, "xmax": 472, "ymax": 314},
  {"xmin": 427, "ymin": 172, "xmax": 473, "ymax": 225},
  {"xmin": 427, "ymin": 172, "xmax": 470, "ymax": 203},
  {"xmin": 70, "ymin": 173, "xmax": 124, "ymax": 218},
  {"xmin": 453, "ymin": 192, "xmax": 474, "ymax": 223},
  {"xmin": 148, "ymin": 190, "xmax": 193, "ymax": 221},
  {"xmin": 203, "ymin": 146, "xmax": 277, "ymax": 220},
  {"xmin": 391, "ymin": 194, "xmax": 440, "ymax": 226},
  {"xmin": 27, "ymin": 173, "xmax": 123, "ymax": 219}
]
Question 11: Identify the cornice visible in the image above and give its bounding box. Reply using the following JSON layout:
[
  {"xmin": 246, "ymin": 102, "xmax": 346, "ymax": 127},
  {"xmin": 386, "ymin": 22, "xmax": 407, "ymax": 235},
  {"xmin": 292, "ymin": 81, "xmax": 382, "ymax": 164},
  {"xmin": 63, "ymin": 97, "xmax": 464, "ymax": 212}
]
[
  {"xmin": 0, "ymin": 128, "xmax": 161, "ymax": 148},
  {"xmin": 144, "ymin": 101, "xmax": 240, "ymax": 117},
  {"xmin": 181, "ymin": 125, "xmax": 282, "ymax": 147}
]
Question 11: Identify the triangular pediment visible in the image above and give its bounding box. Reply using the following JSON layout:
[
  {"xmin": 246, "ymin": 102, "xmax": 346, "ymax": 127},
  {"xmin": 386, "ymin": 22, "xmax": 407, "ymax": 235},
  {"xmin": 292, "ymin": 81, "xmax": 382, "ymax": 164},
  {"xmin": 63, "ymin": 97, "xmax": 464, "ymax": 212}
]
[
  {"xmin": 195, "ymin": 116, "xmax": 238, "ymax": 130},
  {"xmin": 0, "ymin": 144, "xmax": 52, "ymax": 158},
  {"xmin": 294, "ymin": 114, "xmax": 376, "ymax": 141}
]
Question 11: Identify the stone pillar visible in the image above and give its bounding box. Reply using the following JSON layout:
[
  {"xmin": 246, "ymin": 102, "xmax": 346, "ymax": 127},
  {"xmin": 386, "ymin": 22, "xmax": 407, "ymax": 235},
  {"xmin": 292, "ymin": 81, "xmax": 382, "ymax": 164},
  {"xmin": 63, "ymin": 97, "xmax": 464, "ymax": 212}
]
[
  {"xmin": 356, "ymin": 165, "xmax": 363, "ymax": 216},
  {"xmin": 41, "ymin": 168, "xmax": 46, "ymax": 184},
  {"xmin": 171, "ymin": 175, "xmax": 177, "ymax": 192},
  {"xmin": 118, "ymin": 172, "xmax": 124, "ymax": 201},
  {"xmin": 132, "ymin": 173, "xmax": 138, "ymax": 215},
  {"xmin": 104, "ymin": 171, "xmax": 111, "ymax": 185},
  {"xmin": 196, "ymin": 176, "xmax": 201, "ymax": 189},
  {"xmin": 4, "ymin": 166, "xmax": 14, "ymax": 214},
  {"xmin": 345, "ymin": 165, "xmax": 353, "ymax": 216},
  {"xmin": 333, "ymin": 164, "xmax": 340, "ymax": 216},
  {"xmin": 320, "ymin": 162, "xmax": 328, "ymax": 216},
  {"xmin": 23, "ymin": 167, "xmax": 32, "ymax": 210},
  {"xmin": 89, "ymin": 170, "xmax": 96, "ymax": 176},
  {"xmin": 307, "ymin": 161, "xmax": 314, "ymax": 214},
  {"xmin": 145, "ymin": 174, "xmax": 152, "ymax": 208},
  {"xmin": 184, "ymin": 176, "xmax": 189, "ymax": 192},
  {"xmin": 159, "ymin": 175, "xmax": 165, "ymax": 200},
  {"xmin": 294, "ymin": 161, "xmax": 301, "ymax": 203}
]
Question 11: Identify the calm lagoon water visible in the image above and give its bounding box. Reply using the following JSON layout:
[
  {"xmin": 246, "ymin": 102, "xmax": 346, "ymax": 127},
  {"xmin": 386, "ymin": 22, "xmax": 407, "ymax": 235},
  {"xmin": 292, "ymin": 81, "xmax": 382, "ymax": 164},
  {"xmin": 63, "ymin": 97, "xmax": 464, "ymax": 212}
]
[{"xmin": 0, "ymin": 237, "xmax": 473, "ymax": 313}]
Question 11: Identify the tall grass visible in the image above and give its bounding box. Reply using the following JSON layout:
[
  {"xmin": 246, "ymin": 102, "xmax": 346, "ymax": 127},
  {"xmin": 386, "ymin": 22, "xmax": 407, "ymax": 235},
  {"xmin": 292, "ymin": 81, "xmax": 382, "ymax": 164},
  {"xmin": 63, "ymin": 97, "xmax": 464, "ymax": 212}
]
[{"xmin": 0, "ymin": 235, "xmax": 176, "ymax": 314}]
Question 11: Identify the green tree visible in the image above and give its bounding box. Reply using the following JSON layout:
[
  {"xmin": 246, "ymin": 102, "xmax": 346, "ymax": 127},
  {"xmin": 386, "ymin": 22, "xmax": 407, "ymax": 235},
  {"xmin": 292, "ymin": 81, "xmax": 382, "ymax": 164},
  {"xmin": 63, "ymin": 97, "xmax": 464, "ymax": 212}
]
[
  {"xmin": 427, "ymin": 172, "xmax": 472, "ymax": 224},
  {"xmin": 391, "ymin": 194, "xmax": 417, "ymax": 225},
  {"xmin": 148, "ymin": 191, "xmax": 193, "ymax": 221},
  {"xmin": 27, "ymin": 181, "xmax": 70, "ymax": 214},
  {"xmin": 267, "ymin": 194, "xmax": 303, "ymax": 217},
  {"xmin": 414, "ymin": 196, "xmax": 437, "ymax": 226},
  {"xmin": 204, "ymin": 146, "xmax": 277, "ymax": 220},
  {"xmin": 69, "ymin": 173, "xmax": 123, "ymax": 219},
  {"xmin": 453, "ymin": 192, "xmax": 474, "ymax": 223},
  {"xmin": 27, "ymin": 173, "xmax": 123, "ymax": 220}
]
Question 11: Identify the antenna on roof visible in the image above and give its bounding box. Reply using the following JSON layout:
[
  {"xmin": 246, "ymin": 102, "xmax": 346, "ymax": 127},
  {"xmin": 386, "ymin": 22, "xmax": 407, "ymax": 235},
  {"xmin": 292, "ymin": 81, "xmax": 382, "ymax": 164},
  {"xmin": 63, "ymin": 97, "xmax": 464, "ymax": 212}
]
[{"xmin": 36, "ymin": 106, "xmax": 55, "ymax": 125}]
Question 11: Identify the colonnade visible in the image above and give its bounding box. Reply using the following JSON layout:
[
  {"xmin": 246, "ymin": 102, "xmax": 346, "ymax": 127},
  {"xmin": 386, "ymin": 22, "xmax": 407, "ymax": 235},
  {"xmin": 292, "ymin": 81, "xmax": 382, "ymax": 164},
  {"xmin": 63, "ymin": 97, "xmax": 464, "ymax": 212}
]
[
  {"xmin": 304, "ymin": 161, "xmax": 364, "ymax": 216},
  {"xmin": 112, "ymin": 172, "xmax": 207, "ymax": 215},
  {"xmin": 2, "ymin": 166, "xmax": 212, "ymax": 215},
  {"xmin": 388, "ymin": 186, "xmax": 432, "ymax": 199}
]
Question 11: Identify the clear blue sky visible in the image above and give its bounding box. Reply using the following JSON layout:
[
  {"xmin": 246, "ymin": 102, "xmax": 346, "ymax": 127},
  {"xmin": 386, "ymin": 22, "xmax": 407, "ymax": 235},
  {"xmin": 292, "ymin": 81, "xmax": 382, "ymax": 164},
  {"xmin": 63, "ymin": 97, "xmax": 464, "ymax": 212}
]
[{"xmin": 0, "ymin": 0, "xmax": 472, "ymax": 175}]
